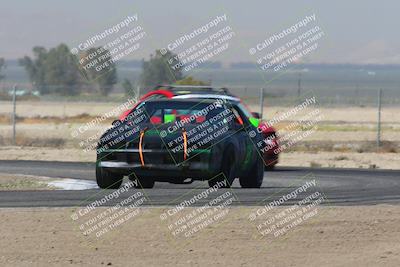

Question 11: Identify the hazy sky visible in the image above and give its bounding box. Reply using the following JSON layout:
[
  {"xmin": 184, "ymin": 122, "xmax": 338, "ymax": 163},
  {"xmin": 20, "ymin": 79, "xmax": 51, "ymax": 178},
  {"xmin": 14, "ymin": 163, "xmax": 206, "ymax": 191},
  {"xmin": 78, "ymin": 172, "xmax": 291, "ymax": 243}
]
[{"xmin": 1, "ymin": 0, "xmax": 399, "ymax": 64}]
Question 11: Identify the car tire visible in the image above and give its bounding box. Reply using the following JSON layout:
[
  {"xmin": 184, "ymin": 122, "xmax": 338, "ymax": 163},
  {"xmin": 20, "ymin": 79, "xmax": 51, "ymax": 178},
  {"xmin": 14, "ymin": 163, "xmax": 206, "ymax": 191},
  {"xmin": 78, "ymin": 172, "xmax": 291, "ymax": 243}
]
[
  {"xmin": 239, "ymin": 156, "xmax": 264, "ymax": 188},
  {"xmin": 208, "ymin": 147, "xmax": 236, "ymax": 188},
  {"xmin": 96, "ymin": 166, "xmax": 123, "ymax": 189},
  {"xmin": 134, "ymin": 176, "xmax": 155, "ymax": 189}
]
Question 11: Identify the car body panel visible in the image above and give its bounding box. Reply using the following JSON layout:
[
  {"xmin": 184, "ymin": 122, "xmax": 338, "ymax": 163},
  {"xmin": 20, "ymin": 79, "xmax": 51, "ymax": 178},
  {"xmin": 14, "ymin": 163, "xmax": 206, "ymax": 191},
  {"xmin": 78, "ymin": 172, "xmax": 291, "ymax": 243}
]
[
  {"xmin": 98, "ymin": 98, "xmax": 262, "ymax": 182},
  {"xmin": 117, "ymin": 85, "xmax": 280, "ymax": 169}
]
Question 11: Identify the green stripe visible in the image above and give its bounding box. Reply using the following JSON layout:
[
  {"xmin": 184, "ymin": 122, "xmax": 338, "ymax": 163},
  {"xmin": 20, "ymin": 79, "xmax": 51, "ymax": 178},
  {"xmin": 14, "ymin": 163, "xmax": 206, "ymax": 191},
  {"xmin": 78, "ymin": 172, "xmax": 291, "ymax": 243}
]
[
  {"xmin": 164, "ymin": 114, "xmax": 176, "ymax": 123},
  {"xmin": 249, "ymin": 117, "xmax": 260, "ymax": 127}
]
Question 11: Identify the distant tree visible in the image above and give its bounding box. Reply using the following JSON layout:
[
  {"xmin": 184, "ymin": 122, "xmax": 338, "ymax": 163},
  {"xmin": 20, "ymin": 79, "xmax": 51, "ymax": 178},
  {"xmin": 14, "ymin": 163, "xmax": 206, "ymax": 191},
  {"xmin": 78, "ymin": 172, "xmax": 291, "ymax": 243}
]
[
  {"xmin": 0, "ymin": 58, "xmax": 6, "ymax": 81},
  {"xmin": 19, "ymin": 44, "xmax": 81, "ymax": 95},
  {"xmin": 175, "ymin": 76, "xmax": 209, "ymax": 85},
  {"xmin": 19, "ymin": 47, "xmax": 48, "ymax": 94},
  {"xmin": 122, "ymin": 79, "xmax": 138, "ymax": 99},
  {"xmin": 44, "ymin": 44, "xmax": 81, "ymax": 95},
  {"xmin": 79, "ymin": 47, "xmax": 117, "ymax": 96},
  {"xmin": 140, "ymin": 50, "xmax": 183, "ymax": 91}
]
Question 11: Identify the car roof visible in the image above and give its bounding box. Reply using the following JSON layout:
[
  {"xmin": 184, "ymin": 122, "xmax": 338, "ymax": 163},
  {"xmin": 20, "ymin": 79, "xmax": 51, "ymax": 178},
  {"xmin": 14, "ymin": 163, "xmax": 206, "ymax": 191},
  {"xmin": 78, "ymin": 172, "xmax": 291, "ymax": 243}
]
[
  {"xmin": 144, "ymin": 98, "xmax": 223, "ymax": 104},
  {"xmin": 172, "ymin": 94, "xmax": 240, "ymax": 102},
  {"xmin": 155, "ymin": 85, "xmax": 233, "ymax": 96}
]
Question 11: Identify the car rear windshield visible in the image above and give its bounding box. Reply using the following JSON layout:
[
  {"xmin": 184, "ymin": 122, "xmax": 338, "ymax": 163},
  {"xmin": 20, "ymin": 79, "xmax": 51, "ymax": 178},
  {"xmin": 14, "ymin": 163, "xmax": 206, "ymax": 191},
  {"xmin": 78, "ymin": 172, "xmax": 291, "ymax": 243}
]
[{"xmin": 138, "ymin": 100, "xmax": 227, "ymax": 124}]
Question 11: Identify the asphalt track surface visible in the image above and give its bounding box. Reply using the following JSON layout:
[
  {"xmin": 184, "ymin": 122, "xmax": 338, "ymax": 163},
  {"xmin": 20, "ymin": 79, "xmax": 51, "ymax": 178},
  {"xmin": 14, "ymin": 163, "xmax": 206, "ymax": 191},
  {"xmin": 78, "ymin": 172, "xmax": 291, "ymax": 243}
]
[{"xmin": 0, "ymin": 160, "xmax": 399, "ymax": 207}]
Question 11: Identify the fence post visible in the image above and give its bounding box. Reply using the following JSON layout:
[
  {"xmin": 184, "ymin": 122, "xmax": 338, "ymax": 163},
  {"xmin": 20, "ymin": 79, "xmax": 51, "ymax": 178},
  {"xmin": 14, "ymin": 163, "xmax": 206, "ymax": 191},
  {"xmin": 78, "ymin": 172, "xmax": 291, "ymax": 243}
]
[
  {"xmin": 12, "ymin": 84, "xmax": 17, "ymax": 145},
  {"xmin": 377, "ymin": 88, "xmax": 382, "ymax": 148},
  {"xmin": 259, "ymin": 88, "xmax": 264, "ymax": 119},
  {"xmin": 297, "ymin": 72, "xmax": 302, "ymax": 98}
]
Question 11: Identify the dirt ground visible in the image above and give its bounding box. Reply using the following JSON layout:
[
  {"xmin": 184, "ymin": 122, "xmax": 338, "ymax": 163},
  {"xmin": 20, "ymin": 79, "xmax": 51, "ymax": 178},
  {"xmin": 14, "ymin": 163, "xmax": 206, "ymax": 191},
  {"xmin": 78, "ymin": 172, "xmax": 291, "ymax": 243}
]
[
  {"xmin": 0, "ymin": 173, "xmax": 54, "ymax": 190},
  {"xmin": 1, "ymin": 146, "xmax": 399, "ymax": 170},
  {"xmin": 0, "ymin": 205, "xmax": 399, "ymax": 266},
  {"xmin": 1, "ymin": 104, "xmax": 399, "ymax": 151},
  {"xmin": 280, "ymin": 151, "xmax": 400, "ymax": 169},
  {"xmin": 1, "ymin": 123, "xmax": 399, "ymax": 143},
  {"xmin": 0, "ymin": 173, "xmax": 98, "ymax": 191},
  {"xmin": 1, "ymin": 101, "xmax": 399, "ymax": 123},
  {"xmin": 0, "ymin": 102, "xmax": 399, "ymax": 170}
]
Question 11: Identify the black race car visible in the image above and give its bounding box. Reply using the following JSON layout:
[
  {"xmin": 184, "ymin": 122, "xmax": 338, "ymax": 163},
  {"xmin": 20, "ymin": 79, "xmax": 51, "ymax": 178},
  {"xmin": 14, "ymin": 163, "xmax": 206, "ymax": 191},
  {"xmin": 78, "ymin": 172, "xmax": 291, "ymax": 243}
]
[{"xmin": 96, "ymin": 98, "xmax": 265, "ymax": 189}]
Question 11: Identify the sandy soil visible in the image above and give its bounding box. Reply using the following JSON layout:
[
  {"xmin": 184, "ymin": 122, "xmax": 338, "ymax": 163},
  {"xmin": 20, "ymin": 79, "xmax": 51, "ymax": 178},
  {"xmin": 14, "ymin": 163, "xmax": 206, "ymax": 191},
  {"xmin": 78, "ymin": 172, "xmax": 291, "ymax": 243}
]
[
  {"xmin": 0, "ymin": 102, "xmax": 399, "ymax": 170},
  {"xmin": 281, "ymin": 151, "xmax": 400, "ymax": 169},
  {"xmin": 1, "ymin": 146, "xmax": 399, "ymax": 170},
  {"xmin": 1, "ymin": 101, "xmax": 400, "ymax": 123},
  {"xmin": 0, "ymin": 101, "xmax": 117, "ymax": 117},
  {"xmin": 0, "ymin": 173, "xmax": 54, "ymax": 190},
  {"xmin": 0, "ymin": 146, "xmax": 96, "ymax": 162},
  {"xmin": 1, "ymin": 124, "xmax": 400, "ymax": 143},
  {"xmin": 0, "ymin": 173, "xmax": 98, "ymax": 191},
  {"xmin": 261, "ymin": 106, "xmax": 400, "ymax": 123},
  {"xmin": 1, "ymin": 103, "xmax": 399, "ymax": 150},
  {"xmin": 0, "ymin": 205, "xmax": 399, "ymax": 266}
]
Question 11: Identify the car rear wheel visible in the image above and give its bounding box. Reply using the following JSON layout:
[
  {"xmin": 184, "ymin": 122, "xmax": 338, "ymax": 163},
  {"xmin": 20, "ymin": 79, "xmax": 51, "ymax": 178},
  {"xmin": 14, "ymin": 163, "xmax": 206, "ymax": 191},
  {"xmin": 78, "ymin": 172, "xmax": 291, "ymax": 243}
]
[
  {"xmin": 96, "ymin": 166, "xmax": 123, "ymax": 189},
  {"xmin": 239, "ymin": 156, "xmax": 264, "ymax": 188},
  {"xmin": 208, "ymin": 148, "xmax": 236, "ymax": 188}
]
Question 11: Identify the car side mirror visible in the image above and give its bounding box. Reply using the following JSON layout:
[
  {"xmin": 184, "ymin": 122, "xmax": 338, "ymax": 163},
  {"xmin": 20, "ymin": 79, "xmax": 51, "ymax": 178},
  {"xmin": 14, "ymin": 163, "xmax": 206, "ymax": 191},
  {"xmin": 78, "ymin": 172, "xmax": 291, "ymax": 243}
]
[{"xmin": 252, "ymin": 112, "xmax": 261, "ymax": 119}]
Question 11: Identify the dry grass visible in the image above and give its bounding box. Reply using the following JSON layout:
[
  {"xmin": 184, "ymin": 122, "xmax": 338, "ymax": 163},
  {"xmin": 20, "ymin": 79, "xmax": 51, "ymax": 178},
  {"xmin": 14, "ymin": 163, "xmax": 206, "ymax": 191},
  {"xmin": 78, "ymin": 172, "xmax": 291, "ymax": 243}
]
[
  {"xmin": 309, "ymin": 161, "xmax": 322, "ymax": 168},
  {"xmin": 0, "ymin": 102, "xmax": 398, "ymax": 156},
  {"xmin": 0, "ymin": 173, "xmax": 59, "ymax": 190},
  {"xmin": 285, "ymin": 140, "xmax": 399, "ymax": 153},
  {"xmin": 0, "ymin": 93, "xmax": 40, "ymax": 101},
  {"xmin": 0, "ymin": 113, "xmax": 114, "ymax": 125},
  {"xmin": 0, "ymin": 135, "xmax": 66, "ymax": 148},
  {"xmin": 0, "ymin": 132, "xmax": 398, "ymax": 155},
  {"xmin": 333, "ymin": 155, "xmax": 349, "ymax": 161},
  {"xmin": 281, "ymin": 151, "xmax": 400, "ymax": 169}
]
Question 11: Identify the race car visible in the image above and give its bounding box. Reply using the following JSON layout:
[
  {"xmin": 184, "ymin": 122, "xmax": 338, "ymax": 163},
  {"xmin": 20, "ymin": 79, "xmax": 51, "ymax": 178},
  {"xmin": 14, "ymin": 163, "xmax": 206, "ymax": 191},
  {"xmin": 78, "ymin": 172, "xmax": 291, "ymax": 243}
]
[
  {"xmin": 96, "ymin": 97, "xmax": 265, "ymax": 189},
  {"xmin": 119, "ymin": 85, "xmax": 280, "ymax": 170}
]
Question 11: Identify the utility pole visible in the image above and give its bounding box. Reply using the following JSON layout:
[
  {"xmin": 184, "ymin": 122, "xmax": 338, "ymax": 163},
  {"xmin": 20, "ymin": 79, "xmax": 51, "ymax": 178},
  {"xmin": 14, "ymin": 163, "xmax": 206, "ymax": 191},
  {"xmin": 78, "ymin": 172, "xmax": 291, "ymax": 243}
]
[
  {"xmin": 137, "ymin": 86, "xmax": 141, "ymax": 100},
  {"xmin": 297, "ymin": 72, "xmax": 302, "ymax": 98},
  {"xmin": 377, "ymin": 89, "xmax": 382, "ymax": 148},
  {"xmin": 259, "ymin": 88, "xmax": 264, "ymax": 119},
  {"xmin": 12, "ymin": 84, "xmax": 17, "ymax": 145}
]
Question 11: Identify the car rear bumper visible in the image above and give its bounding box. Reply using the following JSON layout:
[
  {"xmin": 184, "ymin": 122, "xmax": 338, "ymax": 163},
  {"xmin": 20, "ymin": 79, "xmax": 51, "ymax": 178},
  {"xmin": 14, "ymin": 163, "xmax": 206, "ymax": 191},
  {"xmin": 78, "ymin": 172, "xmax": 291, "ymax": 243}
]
[{"xmin": 97, "ymin": 149, "xmax": 215, "ymax": 180}]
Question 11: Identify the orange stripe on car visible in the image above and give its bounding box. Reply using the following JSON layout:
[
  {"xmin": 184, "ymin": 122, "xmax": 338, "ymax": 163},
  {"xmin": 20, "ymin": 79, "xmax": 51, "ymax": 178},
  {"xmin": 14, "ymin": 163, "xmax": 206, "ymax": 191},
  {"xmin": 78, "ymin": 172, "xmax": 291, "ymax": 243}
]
[
  {"xmin": 182, "ymin": 128, "xmax": 188, "ymax": 160},
  {"xmin": 139, "ymin": 129, "xmax": 146, "ymax": 166}
]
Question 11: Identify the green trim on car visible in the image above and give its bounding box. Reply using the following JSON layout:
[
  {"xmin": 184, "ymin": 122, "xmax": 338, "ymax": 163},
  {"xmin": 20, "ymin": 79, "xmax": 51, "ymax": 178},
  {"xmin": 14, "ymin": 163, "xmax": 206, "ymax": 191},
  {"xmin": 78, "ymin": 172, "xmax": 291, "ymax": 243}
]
[
  {"xmin": 249, "ymin": 117, "xmax": 260, "ymax": 128},
  {"xmin": 164, "ymin": 114, "xmax": 176, "ymax": 123}
]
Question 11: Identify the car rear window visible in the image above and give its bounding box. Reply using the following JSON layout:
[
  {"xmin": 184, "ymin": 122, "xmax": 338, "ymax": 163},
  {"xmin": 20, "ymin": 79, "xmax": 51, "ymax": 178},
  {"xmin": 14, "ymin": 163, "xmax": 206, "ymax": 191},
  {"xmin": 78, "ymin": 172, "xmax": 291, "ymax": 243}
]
[{"xmin": 140, "ymin": 100, "xmax": 227, "ymax": 125}]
